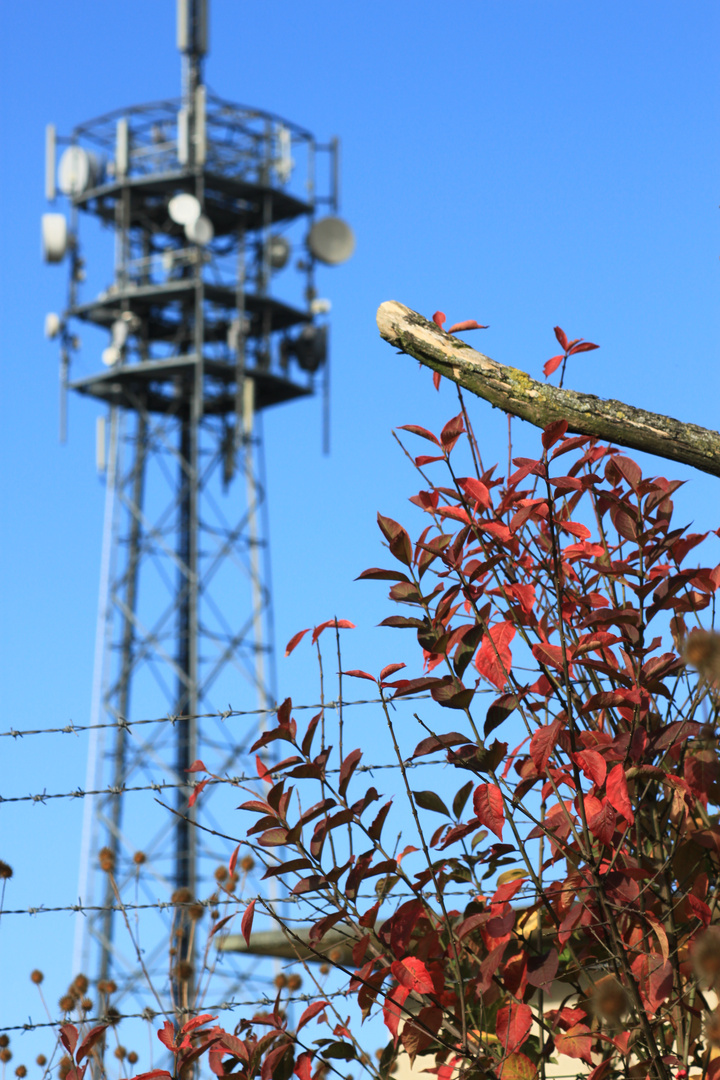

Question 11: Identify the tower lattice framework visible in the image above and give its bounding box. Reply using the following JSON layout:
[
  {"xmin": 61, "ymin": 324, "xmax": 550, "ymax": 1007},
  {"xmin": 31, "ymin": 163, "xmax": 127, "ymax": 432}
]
[{"xmin": 43, "ymin": 0, "xmax": 351, "ymax": 1026}]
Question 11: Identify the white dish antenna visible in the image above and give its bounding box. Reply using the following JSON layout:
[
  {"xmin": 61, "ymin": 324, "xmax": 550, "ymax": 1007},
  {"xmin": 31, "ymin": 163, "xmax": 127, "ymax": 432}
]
[
  {"xmin": 185, "ymin": 214, "xmax": 214, "ymax": 245},
  {"xmin": 44, "ymin": 312, "xmax": 62, "ymax": 339},
  {"xmin": 102, "ymin": 345, "xmax": 120, "ymax": 367},
  {"xmin": 58, "ymin": 146, "xmax": 98, "ymax": 196},
  {"xmin": 41, "ymin": 213, "xmax": 69, "ymax": 263},
  {"xmin": 168, "ymin": 193, "xmax": 202, "ymax": 226},
  {"xmin": 267, "ymin": 234, "xmax": 290, "ymax": 270},
  {"xmin": 308, "ymin": 216, "xmax": 355, "ymax": 266}
]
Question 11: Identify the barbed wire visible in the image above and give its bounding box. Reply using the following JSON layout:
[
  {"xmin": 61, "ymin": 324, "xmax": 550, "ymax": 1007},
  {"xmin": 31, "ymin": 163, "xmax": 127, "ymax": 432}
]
[
  {"xmin": 1, "ymin": 989, "xmax": 354, "ymax": 1033},
  {"xmin": 0, "ymin": 755, "xmax": 457, "ymax": 805},
  {"xmin": 0, "ymin": 694, "xmax": 442, "ymax": 741}
]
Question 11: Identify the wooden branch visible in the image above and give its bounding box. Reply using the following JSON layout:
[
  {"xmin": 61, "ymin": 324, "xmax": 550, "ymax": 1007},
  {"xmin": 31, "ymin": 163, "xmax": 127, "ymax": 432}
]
[{"xmin": 376, "ymin": 300, "xmax": 720, "ymax": 479}]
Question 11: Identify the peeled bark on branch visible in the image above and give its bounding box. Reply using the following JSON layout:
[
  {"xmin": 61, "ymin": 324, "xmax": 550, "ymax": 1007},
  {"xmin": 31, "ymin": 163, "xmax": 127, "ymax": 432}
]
[{"xmin": 377, "ymin": 300, "xmax": 720, "ymax": 479}]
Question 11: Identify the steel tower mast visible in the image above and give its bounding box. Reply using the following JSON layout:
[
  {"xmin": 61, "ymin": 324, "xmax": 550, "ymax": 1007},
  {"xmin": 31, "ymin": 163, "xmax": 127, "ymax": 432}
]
[{"xmin": 42, "ymin": 0, "xmax": 354, "ymax": 1026}]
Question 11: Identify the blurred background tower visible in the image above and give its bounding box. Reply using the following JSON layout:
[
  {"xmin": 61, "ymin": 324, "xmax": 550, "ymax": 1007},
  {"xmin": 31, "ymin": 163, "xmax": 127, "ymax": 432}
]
[{"xmin": 42, "ymin": 0, "xmax": 353, "ymax": 1025}]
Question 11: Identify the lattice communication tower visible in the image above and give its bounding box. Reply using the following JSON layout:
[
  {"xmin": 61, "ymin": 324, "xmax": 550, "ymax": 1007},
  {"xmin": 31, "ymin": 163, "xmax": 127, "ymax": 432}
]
[{"xmin": 42, "ymin": 0, "xmax": 354, "ymax": 1026}]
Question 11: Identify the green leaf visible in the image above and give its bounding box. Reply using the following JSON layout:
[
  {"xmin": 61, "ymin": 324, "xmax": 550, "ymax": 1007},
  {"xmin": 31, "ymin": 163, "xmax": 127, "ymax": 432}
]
[
  {"xmin": 412, "ymin": 790, "xmax": 451, "ymax": 816},
  {"xmin": 452, "ymin": 780, "xmax": 474, "ymax": 819}
]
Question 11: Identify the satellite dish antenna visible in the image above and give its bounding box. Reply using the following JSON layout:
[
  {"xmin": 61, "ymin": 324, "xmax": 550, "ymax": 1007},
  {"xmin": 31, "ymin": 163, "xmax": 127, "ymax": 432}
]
[
  {"xmin": 41, "ymin": 213, "xmax": 69, "ymax": 263},
  {"xmin": 307, "ymin": 216, "xmax": 355, "ymax": 266},
  {"xmin": 185, "ymin": 214, "xmax": 214, "ymax": 245},
  {"xmin": 58, "ymin": 146, "xmax": 98, "ymax": 196},
  {"xmin": 168, "ymin": 193, "xmax": 202, "ymax": 226}
]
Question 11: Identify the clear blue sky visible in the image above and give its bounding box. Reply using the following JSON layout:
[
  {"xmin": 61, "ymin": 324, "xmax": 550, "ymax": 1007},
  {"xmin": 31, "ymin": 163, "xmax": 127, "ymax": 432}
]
[{"xmin": 1, "ymin": 0, "xmax": 718, "ymax": 1056}]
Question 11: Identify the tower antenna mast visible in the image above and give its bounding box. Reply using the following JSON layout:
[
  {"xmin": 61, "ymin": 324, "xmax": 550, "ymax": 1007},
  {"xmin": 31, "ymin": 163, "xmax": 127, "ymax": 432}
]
[{"xmin": 42, "ymin": 0, "xmax": 354, "ymax": 1041}]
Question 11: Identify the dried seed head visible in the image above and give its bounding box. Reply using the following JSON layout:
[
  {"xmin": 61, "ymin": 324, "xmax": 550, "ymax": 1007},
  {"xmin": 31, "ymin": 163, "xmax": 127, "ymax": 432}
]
[
  {"xmin": 214, "ymin": 866, "xmax": 228, "ymax": 882},
  {"xmin": 274, "ymin": 973, "xmax": 288, "ymax": 990},
  {"xmin": 73, "ymin": 974, "xmax": 89, "ymax": 994},
  {"xmin": 0, "ymin": 1037, "xmax": 9, "ymax": 1048},
  {"xmin": 329, "ymin": 948, "xmax": 342, "ymax": 963},
  {"xmin": 171, "ymin": 887, "xmax": 193, "ymax": 905},
  {"xmin": 15, "ymin": 1065, "xmax": 27, "ymax": 1077},
  {"xmin": 106, "ymin": 1007, "xmax": 121, "ymax": 1027},
  {"xmin": 375, "ymin": 1051, "xmax": 383, "ymax": 1062},
  {"xmin": 684, "ymin": 631, "xmax": 720, "ymax": 686},
  {"xmin": 127, "ymin": 1053, "xmax": 138, "ymax": 1066},
  {"xmin": 58, "ymin": 996, "xmax": 74, "ymax": 1013},
  {"xmin": 707, "ymin": 1008, "xmax": 720, "ymax": 1046},
  {"xmin": 319, "ymin": 964, "xmax": 330, "ymax": 976},
  {"xmin": 30, "ymin": 970, "xmax": 44, "ymax": 985},
  {"xmin": 0, "ymin": 861, "xmax": 13, "ymax": 880},
  {"xmin": 240, "ymin": 856, "xmax": 255, "ymax": 872},
  {"xmin": 133, "ymin": 851, "xmax": 146, "ymax": 865},
  {"xmin": 287, "ymin": 974, "xmax": 302, "ymax": 991},
  {"xmin": 694, "ymin": 927, "xmax": 720, "ymax": 987},
  {"xmin": 0, "ymin": 1051, "xmax": 11, "ymax": 1065},
  {"xmin": 593, "ymin": 975, "xmax": 630, "ymax": 1021},
  {"xmin": 98, "ymin": 847, "xmax": 114, "ymax": 873},
  {"xmin": 114, "ymin": 1048, "xmax": 126, "ymax": 1061},
  {"xmin": 81, "ymin": 998, "xmax": 93, "ymax": 1012},
  {"xmin": 36, "ymin": 1057, "xmax": 47, "ymax": 1067},
  {"xmin": 58, "ymin": 1057, "xmax": 72, "ymax": 1079},
  {"xmin": 175, "ymin": 961, "xmax": 193, "ymax": 981},
  {"xmin": 97, "ymin": 979, "xmax": 117, "ymax": 995},
  {"xmin": 188, "ymin": 903, "xmax": 205, "ymax": 921},
  {"xmin": 210, "ymin": 909, "xmax": 219, "ymax": 920}
]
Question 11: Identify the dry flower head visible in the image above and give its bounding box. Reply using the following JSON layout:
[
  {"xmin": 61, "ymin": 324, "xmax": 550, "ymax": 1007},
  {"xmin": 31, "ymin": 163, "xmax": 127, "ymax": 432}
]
[
  {"xmin": 0, "ymin": 861, "xmax": 13, "ymax": 880},
  {"xmin": 98, "ymin": 847, "xmax": 115, "ymax": 873},
  {"xmin": 684, "ymin": 631, "xmax": 720, "ymax": 687},
  {"xmin": 693, "ymin": 926, "xmax": 720, "ymax": 987},
  {"xmin": 592, "ymin": 975, "xmax": 630, "ymax": 1021},
  {"xmin": 30, "ymin": 970, "xmax": 43, "ymax": 984}
]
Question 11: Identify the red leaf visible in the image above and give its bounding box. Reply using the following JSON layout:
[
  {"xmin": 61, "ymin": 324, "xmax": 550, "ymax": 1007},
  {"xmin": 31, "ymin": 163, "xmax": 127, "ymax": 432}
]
[
  {"xmin": 543, "ymin": 355, "xmax": 564, "ymax": 378},
  {"xmin": 294, "ymin": 1053, "xmax": 312, "ymax": 1080},
  {"xmin": 312, "ymin": 618, "xmax": 355, "ymax": 644},
  {"xmin": 587, "ymin": 798, "xmax": 617, "ymax": 846},
  {"xmin": 433, "ymin": 370, "xmax": 441, "ymax": 391},
  {"xmin": 241, "ymin": 899, "xmax": 256, "ymax": 946},
  {"xmin": 541, "ymin": 419, "xmax": 568, "ymax": 450},
  {"xmin": 397, "ymin": 425, "xmax": 441, "ymax": 446},
  {"xmin": 574, "ymin": 750, "xmax": 607, "ymax": 788},
  {"xmin": 228, "ymin": 843, "xmax": 241, "ymax": 876},
  {"xmin": 380, "ymin": 662, "xmax": 406, "ymax": 681},
  {"xmin": 529, "ymin": 719, "xmax": 562, "ymax": 772},
  {"xmin": 186, "ymin": 759, "xmax": 208, "ymax": 774},
  {"xmin": 158, "ymin": 1021, "xmax": 176, "ymax": 1051},
  {"xmin": 532, "ymin": 641, "xmax": 573, "ymax": 675},
  {"xmin": 561, "ymin": 520, "xmax": 591, "ymax": 540},
  {"xmin": 462, "ymin": 477, "xmax": 491, "ymax": 509},
  {"xmin": 383, "ymin": 986, "xmax": 410, "ymax": 1042},
  {"xmin": 499, "ymin": 1053, "xmax": 536, "ymax": 1080},
  {"xmin": 377, "ymin": 514, "xmax": 413, "ymax": 566},
  {"xmin": 343, "ymin": 669, "xmax": 376, "ymax": 682},
  {"xmin": 432, "ymin": 311, "xmax": 446, "ymax": 329},
  {"xmin": 133, "ymin": 1073, "xmax": 173, "ymax": 1080},
  {"xmin": 297, "ymin": 1001, "xmax": 330, "ymax": 1033},
  {"xmin": 285, "ymin": 628, "xmax": 310, "ymax": 656},
  {"xmin": 210, "ymin": 914, "xmax": 235, "ymax": 938},
  {"xmin": 447, "ymin": 319, "xmax": 489, "ymax": 334},
  {"xmin": 555, "ymin": 1025, "xmax": 594, "ymax": 1064},
  {"xmin": 496, "ymin": 1002, "xmax": 532, "ymax": 1054},
  {"xmin": 60, "ymin": 1024, "xmax": 79, "ymax": 1058},
  {"xmin": 181, "ymin": 1013, "xmax": 217, "ymax": 1035},
  {"xmin": 189, "ymin": 777, "xmax": 210, "ymax": 807},
  {"xmin": 391, "ymin": 957, "xmax": 435, "ymax": 994},
  {"xmin": 76, "ymin": 1025, "xmax": 108, "ymax": 1065},
  {"xmin": 475, "ymin": 622, "xmax": 515, "ymax": 691},
  {"xmin": 606, "ymin": 764, "xmax": 635, "ymax": 825},
  {"xmin": 440, "ymin": 413, "xmax": 465, "ymax": 453},
  {"xmin": 554, "ymin": 326, "xmax": 568, "ymax": 351},
  {"xmin": 473, "ymin": 783, "xmax": 505, "ymax": 840},
  {"xmin": 256, "ymin": 755, "xmax": 271, "ymax": 782},
  {"xmin": 567, "ymin": 341, "xmax": 599, "ymax": 354}
]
